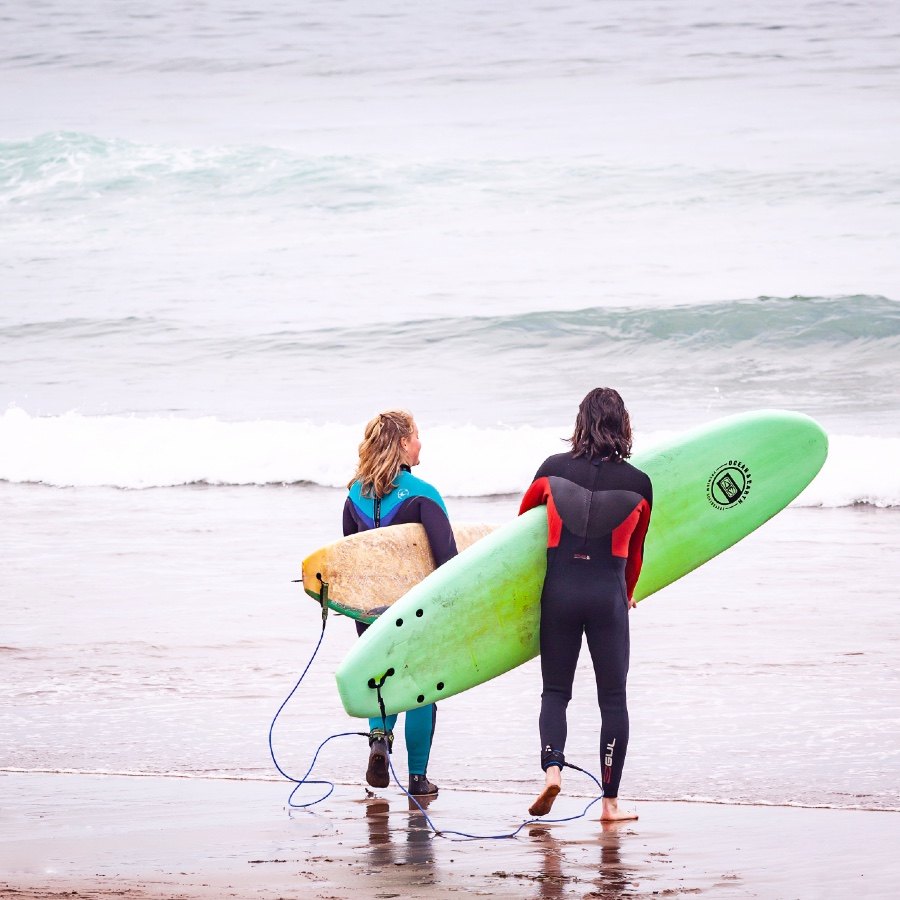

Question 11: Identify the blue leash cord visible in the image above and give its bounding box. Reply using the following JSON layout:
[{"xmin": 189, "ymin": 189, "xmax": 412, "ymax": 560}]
[
  {"xmin": 267, "ymin": 621, "xmax": 367, "ymax": 808},
  {"xmin": 370, "ymin": 680, "xmax": 606, "ymax": 841},
  {"xmin": 270, "ymin": 611, "xmax": 607, "ymax": 833},
  {"xmin": 383, "ymin": 737, "xmax": 605, "ymax": 841}
]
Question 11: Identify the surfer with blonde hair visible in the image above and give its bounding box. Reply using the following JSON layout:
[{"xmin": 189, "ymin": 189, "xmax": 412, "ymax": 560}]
[
  {"xmin": 344, "ymin": 409, "xmax": 457, "ymax": 797},
  {"xmin": 520, "ymin": 388, "xmax": 653, "ymax": 822}
]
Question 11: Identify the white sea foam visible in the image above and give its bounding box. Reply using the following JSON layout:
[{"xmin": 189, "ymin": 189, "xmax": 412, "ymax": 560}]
[{"xmin": 1, "ymin": 407, "xmax": 896, "ymax": 507}]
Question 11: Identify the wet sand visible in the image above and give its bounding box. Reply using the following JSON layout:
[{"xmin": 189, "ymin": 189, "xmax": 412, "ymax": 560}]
[{"xmin": 2, "ymin": 771, "xmax": 896, "ymax": 899}]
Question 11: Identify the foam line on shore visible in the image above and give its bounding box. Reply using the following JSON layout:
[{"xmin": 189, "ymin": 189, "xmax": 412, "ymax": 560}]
[{"xmin": 4, "ymin": 768, "xmax": 896, "ymax": 812}]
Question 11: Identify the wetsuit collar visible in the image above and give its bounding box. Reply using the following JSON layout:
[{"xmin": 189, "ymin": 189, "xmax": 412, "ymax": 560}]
[{"xmin": 400, "ymin": 464, "xmax": 411, "ymax": 473}]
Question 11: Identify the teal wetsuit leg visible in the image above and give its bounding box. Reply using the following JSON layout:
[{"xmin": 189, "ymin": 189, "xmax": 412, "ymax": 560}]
[
  {"xmin": 365, "ymin": 706, "xmax": 433, "ymax": 774},
  {"xmin": 368, "ymin": 712, "xmax": 398, "ymax": 734},
  {"xmin": 404, "ymin": 704, "xmax": 437, "ymax": 775}
]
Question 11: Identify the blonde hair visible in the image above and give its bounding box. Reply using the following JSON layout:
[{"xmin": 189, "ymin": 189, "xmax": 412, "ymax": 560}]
[{"xmin": 349, "ymin": 409, "xmax": 416, "ymax": 498}]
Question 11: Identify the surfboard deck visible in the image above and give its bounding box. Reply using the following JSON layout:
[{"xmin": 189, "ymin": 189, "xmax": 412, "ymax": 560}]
[
  {"xmin": 302, "ymin": 523, "xmax": 496, "ymax": 622},
  {"xmin": 334, "ymin": 409, "xmax": 828, "ymax": 718}
]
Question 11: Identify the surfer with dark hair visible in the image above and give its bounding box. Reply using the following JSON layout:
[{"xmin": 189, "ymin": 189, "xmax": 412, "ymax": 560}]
[
  {"xmin": 519, "ymin": 387, "xmax": 652, "ymax": 822},
  {"xmin": 344, "ymin": 409, "xmax": 457, "ymax": 797}
]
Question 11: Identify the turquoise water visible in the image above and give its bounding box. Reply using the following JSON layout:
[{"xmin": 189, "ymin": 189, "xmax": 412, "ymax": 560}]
[{"xmin": 2, "ymin": 0, "xmax": 898, "ymax": 812}]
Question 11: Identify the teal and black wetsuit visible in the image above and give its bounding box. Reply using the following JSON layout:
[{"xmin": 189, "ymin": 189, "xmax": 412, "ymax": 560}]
[
  {"xmin": 520, "ymin": 453, "xmax": 652, "ymax": 797},
  {"xmin": 343, "ymin": 465, "xmax": 458, "ymax": 776}
]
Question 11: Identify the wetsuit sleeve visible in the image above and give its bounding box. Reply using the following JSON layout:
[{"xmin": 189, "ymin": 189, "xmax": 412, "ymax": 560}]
[
  {"xmin": 519, "ymin": 477, "xmax": 551, "ymax": 514},
  {"xmin": 418, "ymin": 497, "xmax": 458, "ymax": 567},
  {"xmin": 518, "ymin": 476, "xmax": 565, "ymax": 547},
  {"xmin": 342, "ymin": 498, "xmax": 359, "ymax": 537},
  {"xmin": 624, "ymin": 483, "xmax": 653, "ymax": 600},
  {"xmin": 532, "ymin": 458, "xmax": 555, "ymax": 481}
]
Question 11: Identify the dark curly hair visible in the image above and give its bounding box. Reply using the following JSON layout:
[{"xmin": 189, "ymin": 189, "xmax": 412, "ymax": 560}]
[{"xmin": 569, "ymin": 387, "xmax": 633, "ymax": 460}]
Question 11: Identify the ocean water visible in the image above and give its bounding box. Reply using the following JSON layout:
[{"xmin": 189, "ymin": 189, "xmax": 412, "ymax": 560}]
[{"xmin": 2, "ymin": 1, "xmax": 898, "ymax": 814}]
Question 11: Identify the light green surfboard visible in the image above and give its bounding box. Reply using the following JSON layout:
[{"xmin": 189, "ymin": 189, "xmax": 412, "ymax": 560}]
[{"xmin": 335, "ymin": 409, "xmax": 827, "ymax": 718}]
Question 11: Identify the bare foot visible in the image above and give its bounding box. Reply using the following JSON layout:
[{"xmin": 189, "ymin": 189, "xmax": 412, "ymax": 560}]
[
  {"xmin": 529, "ymin": 768, "xmax": 562, "ymax": 817},
  {"xmin": 600, "ymin": 797, "xmax": 638, "ymax": 821}
]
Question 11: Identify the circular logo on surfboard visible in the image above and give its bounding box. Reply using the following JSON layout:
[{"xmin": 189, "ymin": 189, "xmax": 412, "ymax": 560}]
[{"xmin": 706, "ymin": 460, "xmax": 752, "ymax": 509}]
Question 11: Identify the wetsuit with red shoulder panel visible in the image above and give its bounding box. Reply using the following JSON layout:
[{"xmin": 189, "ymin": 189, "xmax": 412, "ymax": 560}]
[{"xmin": 519, "ymin": 451, "xmax": 652, "ymax": 797}]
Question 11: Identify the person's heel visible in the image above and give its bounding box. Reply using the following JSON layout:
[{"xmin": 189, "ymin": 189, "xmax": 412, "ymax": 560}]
[{"xmin": 365, "ymin": 729, "xmax": 393, "ymax": 789}]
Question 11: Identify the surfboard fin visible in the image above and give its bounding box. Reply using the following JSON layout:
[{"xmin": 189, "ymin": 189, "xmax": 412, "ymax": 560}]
[{"xmin": 316, "ymin": 575, "xmax": 330, "ymax": 626}]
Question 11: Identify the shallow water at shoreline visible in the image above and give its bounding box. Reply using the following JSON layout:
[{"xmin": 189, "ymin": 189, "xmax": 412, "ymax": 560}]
[{"xmin": 3, "ymin": 483, "xmax": 897, "ymax": 811}]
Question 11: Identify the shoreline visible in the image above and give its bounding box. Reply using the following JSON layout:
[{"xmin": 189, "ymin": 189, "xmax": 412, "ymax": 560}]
[
  {"xmin": 3, "ymin": 767, "xmax": 897, "ymax": 814},
  {"xmin": 2, "ymin": 772, "xmax": 897, "ymax": 899}
]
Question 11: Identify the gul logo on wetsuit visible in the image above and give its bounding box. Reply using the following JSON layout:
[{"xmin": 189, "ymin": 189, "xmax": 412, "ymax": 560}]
[
  {"xmin": 603, "ymin": 738, "xmax": 616, "ymax": 783},
  {"xmin": 706, "ymin": 460, "xmax": 752, "ymax": 509}
]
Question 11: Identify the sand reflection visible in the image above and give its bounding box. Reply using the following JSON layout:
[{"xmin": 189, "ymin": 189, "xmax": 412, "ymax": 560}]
[
  {"xmin": 529, "ymin": 821, "xmax": 635, "ymax": 899},
  {"xmin": 361, "ymin": 794, "xmax": 437, "ymax": 872}
]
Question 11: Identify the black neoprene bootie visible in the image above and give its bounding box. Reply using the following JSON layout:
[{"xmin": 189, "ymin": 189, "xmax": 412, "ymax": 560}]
[
  {"xmin": 366, "ymin": 729, "xmax": 393, "ymax": 789},
  {"xmin": 408, "ymin": 774, "xmax": 439, "ymax": 796}
]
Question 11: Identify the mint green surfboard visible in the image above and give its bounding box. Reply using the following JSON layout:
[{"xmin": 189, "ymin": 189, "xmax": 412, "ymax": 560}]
[{"xmin": 335, "ymin": 409, "xmax": 827, "ymax": 718}]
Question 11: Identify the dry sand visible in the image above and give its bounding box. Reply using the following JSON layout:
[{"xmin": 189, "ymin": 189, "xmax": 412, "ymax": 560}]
[{"xmin": 1, "ymin": 771, "xmax": 897, "ymax": 899}]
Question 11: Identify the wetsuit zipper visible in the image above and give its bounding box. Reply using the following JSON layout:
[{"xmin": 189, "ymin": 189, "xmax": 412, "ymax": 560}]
[{"xmin": 577, "ymin": 456, "xmax": 603, "ymax": 560}]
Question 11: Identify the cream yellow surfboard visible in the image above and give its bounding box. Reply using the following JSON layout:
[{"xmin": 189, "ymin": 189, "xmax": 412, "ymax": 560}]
[{"xmin": 302, "ymin": 523, "xmax": 495, "ymax": 623}]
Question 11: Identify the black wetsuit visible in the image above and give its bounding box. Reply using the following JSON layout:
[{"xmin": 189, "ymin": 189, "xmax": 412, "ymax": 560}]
[{"xmin": 520, "ymin": 452, "xmax": 652, "ymax": 797}]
